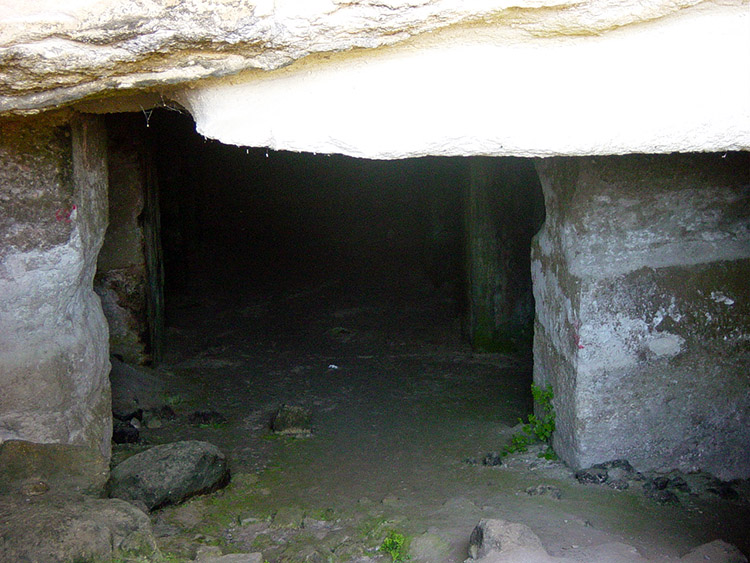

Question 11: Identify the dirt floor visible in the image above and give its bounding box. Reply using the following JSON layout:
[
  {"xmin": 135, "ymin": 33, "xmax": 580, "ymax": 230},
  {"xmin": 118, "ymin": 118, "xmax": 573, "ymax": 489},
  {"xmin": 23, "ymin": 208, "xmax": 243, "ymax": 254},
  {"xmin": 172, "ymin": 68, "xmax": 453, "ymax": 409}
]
[{"xmin": 115, "ymin": 256, "xmax": 750, "ymax": 562}]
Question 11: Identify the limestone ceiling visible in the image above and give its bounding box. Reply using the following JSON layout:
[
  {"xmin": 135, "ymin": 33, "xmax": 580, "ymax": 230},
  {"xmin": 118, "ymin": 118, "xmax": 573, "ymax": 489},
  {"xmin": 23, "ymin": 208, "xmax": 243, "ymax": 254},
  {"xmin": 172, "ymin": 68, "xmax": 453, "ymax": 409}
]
[{"xmin": 0, "ymin": 0, "xmax": 721, "ymax": 115}]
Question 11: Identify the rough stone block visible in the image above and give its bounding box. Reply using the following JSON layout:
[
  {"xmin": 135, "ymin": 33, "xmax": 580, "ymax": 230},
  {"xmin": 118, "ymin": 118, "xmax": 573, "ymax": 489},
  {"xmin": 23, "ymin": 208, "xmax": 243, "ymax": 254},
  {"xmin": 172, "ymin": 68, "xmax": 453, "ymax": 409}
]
[
  {"xmin": 0, "ymin": 440, "xmax": 108, "ymax": 496},
  {"xmin": 532, "ymin": 153, "xmax": 750, "ymax": 479},
  {"xmin": 0, "ymin": 112, "xmax": 111, "ymax": 459}
]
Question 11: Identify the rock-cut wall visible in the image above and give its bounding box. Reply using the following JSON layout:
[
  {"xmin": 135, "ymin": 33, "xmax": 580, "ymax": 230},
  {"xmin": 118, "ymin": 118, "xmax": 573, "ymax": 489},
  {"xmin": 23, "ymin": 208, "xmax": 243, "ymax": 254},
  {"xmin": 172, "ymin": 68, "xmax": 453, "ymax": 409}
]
[
  {"xmin": 0, "ymin": 112, "xmax": 111, "ymax": 461},
  {"xmin": 532, "ymin": 152, "xmax": 750, "ymax": 480},
  {"xmin": 95, "ymin": 113, "xmax": 164, "ymax": 366}
]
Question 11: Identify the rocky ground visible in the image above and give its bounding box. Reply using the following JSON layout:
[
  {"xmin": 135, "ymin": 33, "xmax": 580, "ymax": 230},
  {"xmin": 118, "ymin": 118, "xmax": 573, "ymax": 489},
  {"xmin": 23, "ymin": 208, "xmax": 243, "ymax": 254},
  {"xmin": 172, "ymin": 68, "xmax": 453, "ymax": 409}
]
[{"xmin": 103, "ymin": 257, "xmax": 750, "ymax": 563}]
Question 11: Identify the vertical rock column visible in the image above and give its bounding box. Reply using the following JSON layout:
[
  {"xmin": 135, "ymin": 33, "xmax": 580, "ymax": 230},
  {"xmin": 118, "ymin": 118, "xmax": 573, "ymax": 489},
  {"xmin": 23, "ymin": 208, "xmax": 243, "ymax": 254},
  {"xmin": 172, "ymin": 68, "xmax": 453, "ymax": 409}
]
[
  {"xmin": 95, "ymin": 114, "xmax": 164, "ymax": 365},
  {"xmin": 0, "ymin": 112, "xmax": 111, "ymax": 460},
  {"xmin": 532, "ymin": 153, "xmax": 750, "ymax": 480}
]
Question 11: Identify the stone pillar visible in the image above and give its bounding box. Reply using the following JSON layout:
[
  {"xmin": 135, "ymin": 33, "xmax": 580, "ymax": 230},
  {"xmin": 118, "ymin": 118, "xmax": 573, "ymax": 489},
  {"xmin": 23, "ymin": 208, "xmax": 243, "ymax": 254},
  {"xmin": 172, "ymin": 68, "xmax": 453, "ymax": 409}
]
[
  {"xmin": 465, "ymin": 158, "xmax": 544, "ymax": 353},
  {"xmin": 95, "ymin": 114, "xmax": 164, "ymax": 365},
  {"xmin": 0, "ymin": 111, "xmax": 111, "ymax": 460},
  {"xmin": 532, "ymin": 153, "xmax": 750, "ymax": 480}
]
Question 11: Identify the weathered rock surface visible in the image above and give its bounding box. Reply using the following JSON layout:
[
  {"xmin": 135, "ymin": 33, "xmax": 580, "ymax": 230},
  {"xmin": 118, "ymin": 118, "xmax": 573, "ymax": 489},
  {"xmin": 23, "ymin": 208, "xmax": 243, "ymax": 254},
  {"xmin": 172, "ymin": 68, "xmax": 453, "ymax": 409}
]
[
  {"xmin": 0, "ymin": 493, "xmax": 158, "ymax": 563},
  {"xmin": 107, "ymin": 440, "xmax": 230, "ymax": 510},
  {"xmin": 532, "ymin": 152, "xmax": 750, "ymax": 480},
  {"xmin": 110, "ymin": 356, "xmax": 167, "ymax": 419},
  {"xmin": 0, "ymin": 1, "xmax": 747, "ymax": 158},
  {"xmin": 95, "ymin": 113, "xmax": 164, "ymax": 365},
  {"xmin": 0, "ymin": 111, "xmax": 111, "ymax": 459},
  {"xmin": 174, "ymin": 3, "xmax": 749, "ymax": 159},
  {"xmin": 0, "ymin": 0, "xmax": 713, "ymax": 115},
  {"xmin": 0, "ymin": 440, "xmax": 108, "ymax": 496}
]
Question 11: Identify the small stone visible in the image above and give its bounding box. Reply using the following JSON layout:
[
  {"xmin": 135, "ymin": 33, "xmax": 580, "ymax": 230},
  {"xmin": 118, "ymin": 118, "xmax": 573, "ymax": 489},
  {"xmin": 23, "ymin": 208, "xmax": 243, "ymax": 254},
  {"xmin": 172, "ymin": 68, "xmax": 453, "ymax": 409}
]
[
  {"xmin": 112, "ymin": 419, "xmax": 140, "ymax": 444},
  {"xmin": 189, "ymin": 411, "xmax": 228, "ymax": 426},
  {"xmin": 482, "ymin": 452, "xmax": 503, "ymax": 466},
  {"xmin": 606, "ymin": 467, "xmax": 629, "ymax": 482},
  {"xmin": 641, "ymin": 473, "xmax": 691, "ymax": 500},
  {"xmin": 667, "ymin": 475, "xmax": 690, "ymax": 493},
  {"xmin": 113, "ymin": 408, "xmax": 143, "ymax": 422},
  {"xmin": 643, "ymin": 484, "xmax": 679, "ymax": 505},
  {"xmin": 607, "ymin": 479, "xmax": 630, "ymax": 491},
  {"xmin": 525, "ymin": 484, "xmax": 562, "ymax": 499},
  {"xmin": 575, "ymin": 467, "xmax": 608, "ymax": 485},
  {"xmin": 199, "ymin": 553, "xmax": 264, "ymax": 563},
  {"xmin": 271, "ymin": 405, "xmax": 312, "ymax": 435},
  {"xmin": 146, "ymin": 416, "xmax": 163, "ymax": 429},
  {"xmin": 196, "ymin": 545, "xmax": 223, "ymax": 560},
  {"xmin": 707, "ymin": 482, "xmax": 739, "ymax": 500},
  {"xmin": 20, "ymin": 480, "xmax": 50, "ymax": 496},
  {"xmin": 240, "ymin": 516, "xmax": 261, "ymax": 526},
  {"xmin": 468, "ymin": 518, "xmax": 545, "ymax": 560},
  {"xmin": 651, "ymin": 476, "xmax": 670, "ymax": 490}
]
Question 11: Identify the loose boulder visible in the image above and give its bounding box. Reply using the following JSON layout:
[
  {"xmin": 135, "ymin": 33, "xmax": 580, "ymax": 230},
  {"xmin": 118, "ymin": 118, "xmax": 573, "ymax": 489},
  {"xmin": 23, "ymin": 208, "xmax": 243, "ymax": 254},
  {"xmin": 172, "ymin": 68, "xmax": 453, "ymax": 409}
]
[
  {"xmin": 107, "ymin": 440, "xmax": 230, "ymax": 510},
  {"xmin": 467, "ymin": 519, "xmax": 547, "ymax": 561}
]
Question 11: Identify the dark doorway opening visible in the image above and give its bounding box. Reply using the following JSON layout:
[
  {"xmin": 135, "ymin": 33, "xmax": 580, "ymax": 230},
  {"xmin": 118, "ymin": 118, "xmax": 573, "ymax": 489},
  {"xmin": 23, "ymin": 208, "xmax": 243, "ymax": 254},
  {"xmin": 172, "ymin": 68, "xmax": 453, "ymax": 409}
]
[
  {"xmin": 147, "ymin": 109, "xmax": 545, "ymax": 360},
  {"xmin": 154, "ymin": 109, "xmax": 466, "ymax": 327}
]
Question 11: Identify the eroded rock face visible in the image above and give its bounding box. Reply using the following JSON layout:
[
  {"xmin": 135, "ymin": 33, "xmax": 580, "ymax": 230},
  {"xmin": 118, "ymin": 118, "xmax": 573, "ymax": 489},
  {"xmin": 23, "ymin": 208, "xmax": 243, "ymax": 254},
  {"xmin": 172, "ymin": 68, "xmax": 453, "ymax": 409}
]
[
  {"xmin": 0, "ymin": 1, "xmax": 747, "ymax": 160},
  {"xmin": 0, "ymin": 494, "xmax": 158, "ymax": 563},
  {"xmin": 531, "ymin": 152, "xmax": 750, "ymax": 480},
  {"xmin": 0, "ymin": 0, "xmax": 708, "ymax": 115},
  {"xmin": 95, "ymin": 113, "xmax": 164, "ymax": 365},
  {"xmin": 0, "ymin": 111, "xmax": 111, "ymax": 461},
  {"xmin": 0, "ymin": 440, "xmax": 109, "ymax": 496}
]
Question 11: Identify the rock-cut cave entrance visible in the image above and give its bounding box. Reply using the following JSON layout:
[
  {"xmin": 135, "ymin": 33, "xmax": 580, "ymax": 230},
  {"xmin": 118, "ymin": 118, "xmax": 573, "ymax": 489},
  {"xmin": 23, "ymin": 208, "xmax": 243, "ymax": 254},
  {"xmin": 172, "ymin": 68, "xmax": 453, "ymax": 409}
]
[
  {"xmin": 97, "ymin": 109, "xmax": 552, "ymax": 560},
  {"xmin": 98, "ymin": 108, "xmax": 546, "ymax": 373}
]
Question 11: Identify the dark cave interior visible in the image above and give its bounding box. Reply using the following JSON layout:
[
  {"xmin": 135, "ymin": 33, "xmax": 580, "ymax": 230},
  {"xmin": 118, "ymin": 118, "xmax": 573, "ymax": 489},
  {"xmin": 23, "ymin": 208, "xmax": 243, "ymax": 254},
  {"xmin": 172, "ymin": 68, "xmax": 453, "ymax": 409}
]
[
  {"xmin": 152, "ymin": 110, "xmax": 466, "ymax": 301},
  {"xmin": 139, "ymin": 109, "xmax": 545, "ymax": 355}
]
